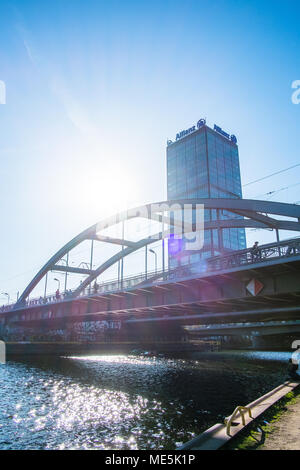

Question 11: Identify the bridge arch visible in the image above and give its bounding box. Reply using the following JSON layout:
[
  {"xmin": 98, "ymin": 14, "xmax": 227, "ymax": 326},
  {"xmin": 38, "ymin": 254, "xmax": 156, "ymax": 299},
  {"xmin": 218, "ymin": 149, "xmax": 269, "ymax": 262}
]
[{"xmin": 16, "ymin": 198, "xmax": 300, "ymax": 306}]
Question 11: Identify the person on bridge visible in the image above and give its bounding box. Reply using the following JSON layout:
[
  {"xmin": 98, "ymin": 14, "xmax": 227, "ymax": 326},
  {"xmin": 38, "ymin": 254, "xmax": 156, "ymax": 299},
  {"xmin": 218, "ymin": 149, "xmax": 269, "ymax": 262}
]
[
  {"xmin": 250, "ymin": 241, "xmax": 260, "ymax": 261},
  {"xmin": 286, "ymin": 240, "xmax": 299, "ymax": 256},
  {"xmin": 93, "ymin": 281, "xmax": 99, "ymax": 294},
  {"xmin": 55, "ymin": 289, "xmax": 60, "ymax": 301}
]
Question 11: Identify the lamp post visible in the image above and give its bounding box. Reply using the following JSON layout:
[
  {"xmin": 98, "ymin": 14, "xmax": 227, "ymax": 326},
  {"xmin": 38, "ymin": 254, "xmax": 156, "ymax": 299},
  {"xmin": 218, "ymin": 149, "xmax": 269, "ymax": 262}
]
[
  {"xmin": 149, "ymin": 248, "xmax": 157, "ymax": 275},
  {"xmin": 54, "ymin": 278, "xmax": 60, "ymax": 292},
  {"xmin": 78, "ymin": 262, "xmax": 90, "ymax": 269},
  {"xmin": 77, "ymin": 262, "xmax": 91, "ymax": 295},
  {"xmin": 89, "ymin": 240, "xmax": 94, "ymax": 294},
  {"xmin": 59, "ymin": 256, "xmax": 69, "ymax": 292},
  {"xmin": 1, "ymin": 292, "xmax": 10, "ymax": 305}
]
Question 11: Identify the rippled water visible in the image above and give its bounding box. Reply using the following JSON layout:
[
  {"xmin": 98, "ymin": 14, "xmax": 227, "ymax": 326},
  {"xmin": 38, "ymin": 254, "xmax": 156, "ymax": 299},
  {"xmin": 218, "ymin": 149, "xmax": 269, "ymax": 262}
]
[{"xmin": 0, "ymin": 351, "xmax": 292, "ymax": 450}]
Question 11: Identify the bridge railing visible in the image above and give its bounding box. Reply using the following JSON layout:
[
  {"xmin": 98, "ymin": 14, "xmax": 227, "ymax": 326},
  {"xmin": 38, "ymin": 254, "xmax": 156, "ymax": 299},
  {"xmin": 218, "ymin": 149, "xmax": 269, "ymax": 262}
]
[
  {"xmin": 0, "ymin": 269, "xmax": 160, "ymax": 313},
  {"xmin": 167, "ymin": 237, "xmax": 300, "ymax": 280},
  {"xmin": 3, "ymin": 236, "xmax": 300, "ymax": 313}
]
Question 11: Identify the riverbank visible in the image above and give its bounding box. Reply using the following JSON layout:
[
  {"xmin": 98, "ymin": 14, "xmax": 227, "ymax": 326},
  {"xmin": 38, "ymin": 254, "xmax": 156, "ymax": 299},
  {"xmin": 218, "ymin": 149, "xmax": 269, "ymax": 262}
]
[
  {"xmin": 259, "ymin": 393, "xmax": 300, "ymax": 450},
  {"xmin": 223, "ymin": 385, "xmax": 300, "ymax": 450}
]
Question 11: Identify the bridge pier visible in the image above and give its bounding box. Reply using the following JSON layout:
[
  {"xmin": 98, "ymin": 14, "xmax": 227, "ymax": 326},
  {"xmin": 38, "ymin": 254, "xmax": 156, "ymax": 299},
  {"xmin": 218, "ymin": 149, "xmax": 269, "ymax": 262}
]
[
  {"xmin": 252, "ymin": 336, "xmax": 273, "ymax": 349},
  {"xmin": 251, "ymin": 334, "xmax": 299, "ymax": 350}
]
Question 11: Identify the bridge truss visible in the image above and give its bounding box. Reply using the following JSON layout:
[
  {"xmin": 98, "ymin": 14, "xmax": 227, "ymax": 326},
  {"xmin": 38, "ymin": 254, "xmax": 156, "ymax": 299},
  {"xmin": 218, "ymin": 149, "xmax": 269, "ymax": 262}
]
[{"xmin": 15, "ymin": 198, "xmax": 300, "ymax": 308}]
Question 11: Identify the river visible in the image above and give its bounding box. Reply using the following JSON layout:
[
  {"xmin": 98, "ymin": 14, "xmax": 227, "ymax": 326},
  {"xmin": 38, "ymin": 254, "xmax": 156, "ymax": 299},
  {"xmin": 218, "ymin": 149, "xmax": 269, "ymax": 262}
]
[{"xmin": 0, "ymin": 351, "xmax": 292, "ymax": 450}]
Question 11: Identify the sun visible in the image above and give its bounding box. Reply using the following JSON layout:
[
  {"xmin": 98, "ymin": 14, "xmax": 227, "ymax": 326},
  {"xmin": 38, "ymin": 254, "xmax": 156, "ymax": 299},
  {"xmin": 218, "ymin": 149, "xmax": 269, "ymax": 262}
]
[{"xmin": 70, "ymin": 162, "xmax": 141, "ymax": 219}]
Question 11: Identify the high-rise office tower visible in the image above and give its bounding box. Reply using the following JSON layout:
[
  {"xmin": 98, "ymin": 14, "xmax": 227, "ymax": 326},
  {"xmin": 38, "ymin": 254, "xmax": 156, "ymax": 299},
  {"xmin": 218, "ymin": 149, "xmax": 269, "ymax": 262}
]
[{"xmin": 166, "ymin": 119, "xmax": 246, "ymax": 269}]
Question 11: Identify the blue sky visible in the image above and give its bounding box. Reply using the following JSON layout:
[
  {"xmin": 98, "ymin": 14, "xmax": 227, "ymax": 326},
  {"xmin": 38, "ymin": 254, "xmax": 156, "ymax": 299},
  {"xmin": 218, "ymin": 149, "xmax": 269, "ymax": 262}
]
[{"xmin": 0, "ymin": 0, "xmax": 300, "ymax": 302}]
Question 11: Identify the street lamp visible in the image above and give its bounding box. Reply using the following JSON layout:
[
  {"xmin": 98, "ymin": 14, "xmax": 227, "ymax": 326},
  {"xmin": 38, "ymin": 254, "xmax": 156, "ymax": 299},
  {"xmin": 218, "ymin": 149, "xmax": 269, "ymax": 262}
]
[
  {"xmin": 149, "ymin": 249, "xmax": 158, "ymax": 274},
  {"xmin": 53, "ymin": 278, "xmax": 60, "ymax": 291},
  {"xmin": 78, "ymin": 262, "xmax": 90, "ymax": 269},
  {"xmin": 1, "ymin": 292, "xmax": 10, "ymax": 305},
  {"xmin": 59, "ymin": 257, "xmax": 69, "ymax": 292}
]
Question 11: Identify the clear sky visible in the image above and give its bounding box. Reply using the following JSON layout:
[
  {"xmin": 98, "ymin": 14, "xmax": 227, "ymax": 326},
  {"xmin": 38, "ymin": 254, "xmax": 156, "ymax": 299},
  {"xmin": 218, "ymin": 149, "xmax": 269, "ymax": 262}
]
[{"xmin": 1, "ymin": 0, "xmax": 300, "ymax": 302}]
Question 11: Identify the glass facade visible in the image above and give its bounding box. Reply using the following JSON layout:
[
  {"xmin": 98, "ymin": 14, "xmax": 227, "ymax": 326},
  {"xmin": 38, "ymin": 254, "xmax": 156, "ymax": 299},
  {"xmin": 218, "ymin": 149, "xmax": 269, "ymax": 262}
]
[{"xmin": 167, "ymin": 124, "xmax": 246, "ymax": 268}]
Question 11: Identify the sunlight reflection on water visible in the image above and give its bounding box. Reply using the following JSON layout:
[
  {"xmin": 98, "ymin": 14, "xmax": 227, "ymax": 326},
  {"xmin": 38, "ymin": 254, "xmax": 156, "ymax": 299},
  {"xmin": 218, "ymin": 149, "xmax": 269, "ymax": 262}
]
[{"xmin": 0, "ymin": 351, "xmax": 292, "ymax": 450}]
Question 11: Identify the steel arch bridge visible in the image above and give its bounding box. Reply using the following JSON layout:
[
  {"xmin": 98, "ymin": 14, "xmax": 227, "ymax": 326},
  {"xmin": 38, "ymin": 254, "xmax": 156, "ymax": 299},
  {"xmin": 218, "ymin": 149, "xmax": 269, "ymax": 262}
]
[{"xmin": 16, "ymin": 198, "xmax": 300, "ymax": 307}]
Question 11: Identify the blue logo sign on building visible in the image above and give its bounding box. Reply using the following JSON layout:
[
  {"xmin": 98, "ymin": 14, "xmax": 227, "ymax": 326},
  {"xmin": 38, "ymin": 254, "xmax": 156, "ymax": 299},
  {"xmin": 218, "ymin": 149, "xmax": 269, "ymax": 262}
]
[{"xmin": 214, "ymin": 124, "xmax": 237, "ymax": 144}]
